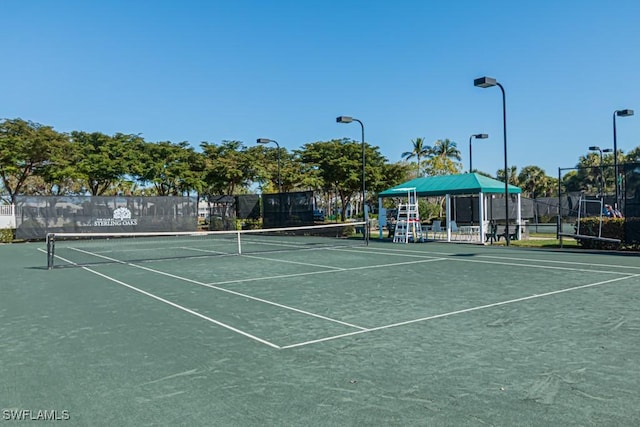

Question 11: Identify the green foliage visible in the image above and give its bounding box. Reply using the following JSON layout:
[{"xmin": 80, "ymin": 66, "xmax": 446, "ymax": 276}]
[
  {"xmin": 496, "ymin": 165, "xmax": 520, "ymax": 186},
  {"xmin": 236, "ymin": 219, "xmax": 262, "ymax": 230},
  {"xmin": 201, "ymin": 140, "xmax": 256, "ymax": 196},
  {"xmin": 538, "ymin": 215, "xmax": 556, "ymax": 224},
  {"xmin": 136, "ymin": 140, "xmax": 204, "ymax": 196},
  {"xmin": 0, "ymin": 119, "xmax": 68, "ymax": 203},
  {"xmin": 401, "ymin": 137, "xmax": 430, "ymax": 177},
  {"xmin": 418, "ymin": 139, "xmax": 463, "ymax": 177},
  {"xmin": 70, "ymin": 131, "xmax": 145, "ymax": 195},
  {"xmin": 341, "ymin": 224, "xmax": 355, "ymax": 237},
  {"xmin": 418, "ymin": 199, "xmax": 439, "ymax": 221},
  {"xmin": 298, "ymin": 139, "xmax": 387, "ymax": 221},
  {"xmin": 376, "ymin": 162, "xmax": 413, "ymax": 193},
  {"xmin": 517, "ymin": 165, "xmax": 556, "ymax": 198},
  {"xmin": 0, "ymin": 228, "xmax": 14, "ymax": 243},
  {"xmin": 575, "ymin": 217, "xmax": 624, "ymax": 249},
  {"xmin": 3, "ymin": 116, "xmax": 640, "ymax": 215}
]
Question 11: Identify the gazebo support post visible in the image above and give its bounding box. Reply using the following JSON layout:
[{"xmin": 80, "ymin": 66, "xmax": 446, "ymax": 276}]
[
  {"xmin": 446, "ymin": 194, "xmax": 452, "ymax": 242},
  {"xmin": 478, "ymin": 191, "xmax": 485, "ymax": 243},
  {"xmin": 517, "ymin": 194, "xmax": 522, "ymax": 240},
  {"xmin": 378, "ymin": 197, "xmax": 384, "ymax": 240}
]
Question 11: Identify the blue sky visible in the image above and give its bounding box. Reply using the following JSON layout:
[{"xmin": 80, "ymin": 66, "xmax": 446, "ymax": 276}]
[{"xmin": 2, "ymin": 0, "xmax": 639, "ymax": 177}]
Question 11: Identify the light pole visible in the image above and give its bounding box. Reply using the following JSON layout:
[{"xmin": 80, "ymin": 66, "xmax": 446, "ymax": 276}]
[
  {"xmin": 256, "ymin": 138, "xmax": 282, "ymax": 193},
  {"xmin": 474, "ymin": 76, "xmax": 510, "ymax": 245},
  {"xmin": 588, "ymin": 146, "xmax": 613, "ymax": 197},
  {"xmin": 336, "ymin": 116, "xmax": 366, "ymax": 226},
  {"xmin": 612, "ymin": 109, "xmax": 634, "ymax": 210},
  {"xmin": 469, "ymin": 133, "xmax": 488, "ymax": 173},
  {"xmin": 468, "ymin": 133, "xmax": 488, "ymax": 226}
]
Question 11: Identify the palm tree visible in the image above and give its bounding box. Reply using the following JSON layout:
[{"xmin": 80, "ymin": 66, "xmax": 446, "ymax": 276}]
[
  {"xmin": 517, "ymin": 165, "xmax": 548, "ymax": 198},
  {"xmin": 576, "ymin": 153, "xmax": 602, "ymax": 195},
  {"xmin": 431, "ymin": 139, "xmax": 461, "ymax": 161},
  {"xmin": 422, "ymin": 139, "xmax": 463, "ymax": 177},
  {"xmin": 401, "ymin": 137, "xmax": 431, "ymax": 177},
  {"xmin": 497, "ymin": 165, "xmax": 520, "ymax": 186}
]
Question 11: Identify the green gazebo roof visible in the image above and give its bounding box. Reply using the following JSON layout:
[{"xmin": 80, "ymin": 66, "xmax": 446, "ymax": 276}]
[{"xmin": 378, "ymin": 173, "xmax": 521, "ymax": 197}]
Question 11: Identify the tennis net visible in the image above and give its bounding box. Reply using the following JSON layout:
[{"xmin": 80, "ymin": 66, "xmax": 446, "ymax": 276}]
[{"xmin": 46, "ymin": 221, "xmax": 368, "ymax": 269}]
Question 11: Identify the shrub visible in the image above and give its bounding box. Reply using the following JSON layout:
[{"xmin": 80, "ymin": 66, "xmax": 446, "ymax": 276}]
[
  {"xmin": 341, "ymin": 224, "xmax": 355, "ymax": 237},
  {"xmin": 0, "ymin": 228, "xmax": 14, "ymax": 243},
  {"xmin": 575, "ymin": 217, "xmax": 624, "ymax": 250}
]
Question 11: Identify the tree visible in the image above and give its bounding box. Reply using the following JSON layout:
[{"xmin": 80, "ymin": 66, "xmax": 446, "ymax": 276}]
[
  {"xmin": 578, "ymin": 152, "xmax": 605, "ymax": 194},
  {"xmin": 518, "ymin": 165, "xmax": 550, "ymax": 199},
  {"xmin": 34, "ymin": 131, "xmax": 82, "ymax": 196},
  {"xmin": 136, "ymin": 140, "xmax": 204, "ymax": 196},
  {"xmin": 423, "ymin": 139, "xmax": 463, "ymax": 176},
  {"xmin": 431, "ymin": 139, "xmax": 461, "ymax": 161},
  {"xmin": 497, "ymin": 165, "xmax": 520, "ymax": 187},
  {"xmin": 562, "ymin": 170, "xmax": 581, "ymax": 193},
  {"xmin": 375, "ymin": 161, "xmax": 413, "ymax": 193},
  {"xmin": 200, "ymin": 140, "xmax": 256, "ymax": 196},
  {"xmin": 70, "ymin": 131, "xmax": 142, "ymax": 195},
  {"xmin": 625, "ymin": 147, "xmax": 640, "ymax": 163},
  {"xmin": 401, "ymin": 137, "xmax": 431, "ymax": 177},
  {"xmin": 298, "ymin": 139, "xmax": 387, "ymax": 221},
  {"xmin": 0, "ymin": 119, "xmax": 68, "ymax": 203},
  {"xmin": 249, "ymin": 145, "xmax": 317, "ymax": 194}
]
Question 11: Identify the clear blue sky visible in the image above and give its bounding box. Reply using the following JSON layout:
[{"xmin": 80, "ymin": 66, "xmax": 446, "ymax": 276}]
[{"xmin": 3, "ymin": 0, "xmax": 639, "ymax": 177}]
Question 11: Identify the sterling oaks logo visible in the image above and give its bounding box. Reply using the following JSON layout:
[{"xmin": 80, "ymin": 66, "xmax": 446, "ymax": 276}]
[{"xmin": 93, "ymin": 207, "xmax": 138, "ymax": 226}]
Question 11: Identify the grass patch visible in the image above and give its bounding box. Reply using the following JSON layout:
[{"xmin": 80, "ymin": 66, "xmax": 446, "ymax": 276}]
[{"xmin": 488, "ymin": 233, "xmax": 579, "ymax": 249}]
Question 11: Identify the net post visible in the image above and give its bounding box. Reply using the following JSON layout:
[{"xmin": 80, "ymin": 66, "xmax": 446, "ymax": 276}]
[
  {"xmin": 237, "ymin": 230, "xmax": 242, "ymax": 255},
  {"xmin": 46, "ymin": 233, "xmax": 55, "ymax": 270}
]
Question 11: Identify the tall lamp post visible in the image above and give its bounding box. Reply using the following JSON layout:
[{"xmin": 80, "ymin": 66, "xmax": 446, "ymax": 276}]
[
  {"xmin": 336, "ymin": 116, "xmax": 367, "ymax": 235},
  {"xmin": 469, "ymin": 133, "xmax": 489, "ymax": 173},
  {"xmin": 588, "ymin": 145, "xmax": 613, "ymax": 197},
  {"xmin": 256, "ymin": 138, "xmax": 282, "ymax": 193},
  {"xmin": 474, "ymin": 76, "xmax": 510, "ymax": 246},
  {"xmin": 612, "ymin": 109, "xmax": 634, "ymax": 210},
  {"xmin": 468, "ymin": 133, "xmax": 488, "ymax": 226}
]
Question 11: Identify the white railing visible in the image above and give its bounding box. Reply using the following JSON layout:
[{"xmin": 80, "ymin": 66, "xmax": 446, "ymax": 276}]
[
  {"xmin": 0, "ymin": 204, "xmax": 16, "ymax": 228},
  {"xmin": 0, "ymin": 204, "xmax": 15, "ymax": 216}
]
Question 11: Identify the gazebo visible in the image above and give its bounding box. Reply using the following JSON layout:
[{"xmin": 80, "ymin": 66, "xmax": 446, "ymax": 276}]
[{"xmin": 378, "ymin": 173, "xmax": 522, "ymax": 243}]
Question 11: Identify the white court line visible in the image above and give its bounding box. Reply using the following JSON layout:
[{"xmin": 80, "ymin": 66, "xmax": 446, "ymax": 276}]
[
  {"xmin": 329, "ymin": 247, "xmax": 446, "ymax": 259},
  {"xmin": 477, "ymin": 254, "xmax": 640, "ymax": 271},
  {"xmin": 206, "ymin": 257, "xmax": 447, "ymax": 286},
  {"xmin": 331, "ymin": 246, "xmax": 635, "ymax": 276},
  {"xmin": 354, "ymin": 246, "xmax": 455, "ymax": 257},
  {"xmin": 179, "ymin": 246, "xmax": 231, "ymax": 256},
  {"xmin": 236, "ymin": 254, "xmax": 346, "ymax": 271},
  {"xmin": 281, "ymin": 273, "xmax": 640, "ymax": 349},
  {"xmin": 446, "ymin": 256, "xmax": 635, "ymax": 275},
  {"xmin": 47, "ymin": 251, "xmax": 281, "ymax": 349},
  {"xmin": 63, "ymin": 247, "xmax": 369, "ymax": 331},
  {"xmin": 358, "ymin": 245, "xmax": 640, "ymax": 272}
]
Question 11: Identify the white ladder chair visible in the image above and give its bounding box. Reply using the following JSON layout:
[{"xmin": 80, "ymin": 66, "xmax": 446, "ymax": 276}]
[{"xmin": 393, "ymin": 188, "xmax": 423, "ymax": 243}]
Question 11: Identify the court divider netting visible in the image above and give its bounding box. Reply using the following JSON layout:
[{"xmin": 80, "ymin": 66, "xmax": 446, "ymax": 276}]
[{"xmin": 46, "ymin": 221, "xmax": 368, "ymax": 269}]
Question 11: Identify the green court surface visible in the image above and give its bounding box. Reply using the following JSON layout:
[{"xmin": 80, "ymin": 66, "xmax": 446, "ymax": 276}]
[{"xmin": 1, "ymin": 240, "xmax": 640, "ymax": 425}]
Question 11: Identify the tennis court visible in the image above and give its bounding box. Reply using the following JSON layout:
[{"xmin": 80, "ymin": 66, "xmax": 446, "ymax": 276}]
[{"xmin": 2, "ymin": 231, "xmax": 640, "ymax": 425}]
